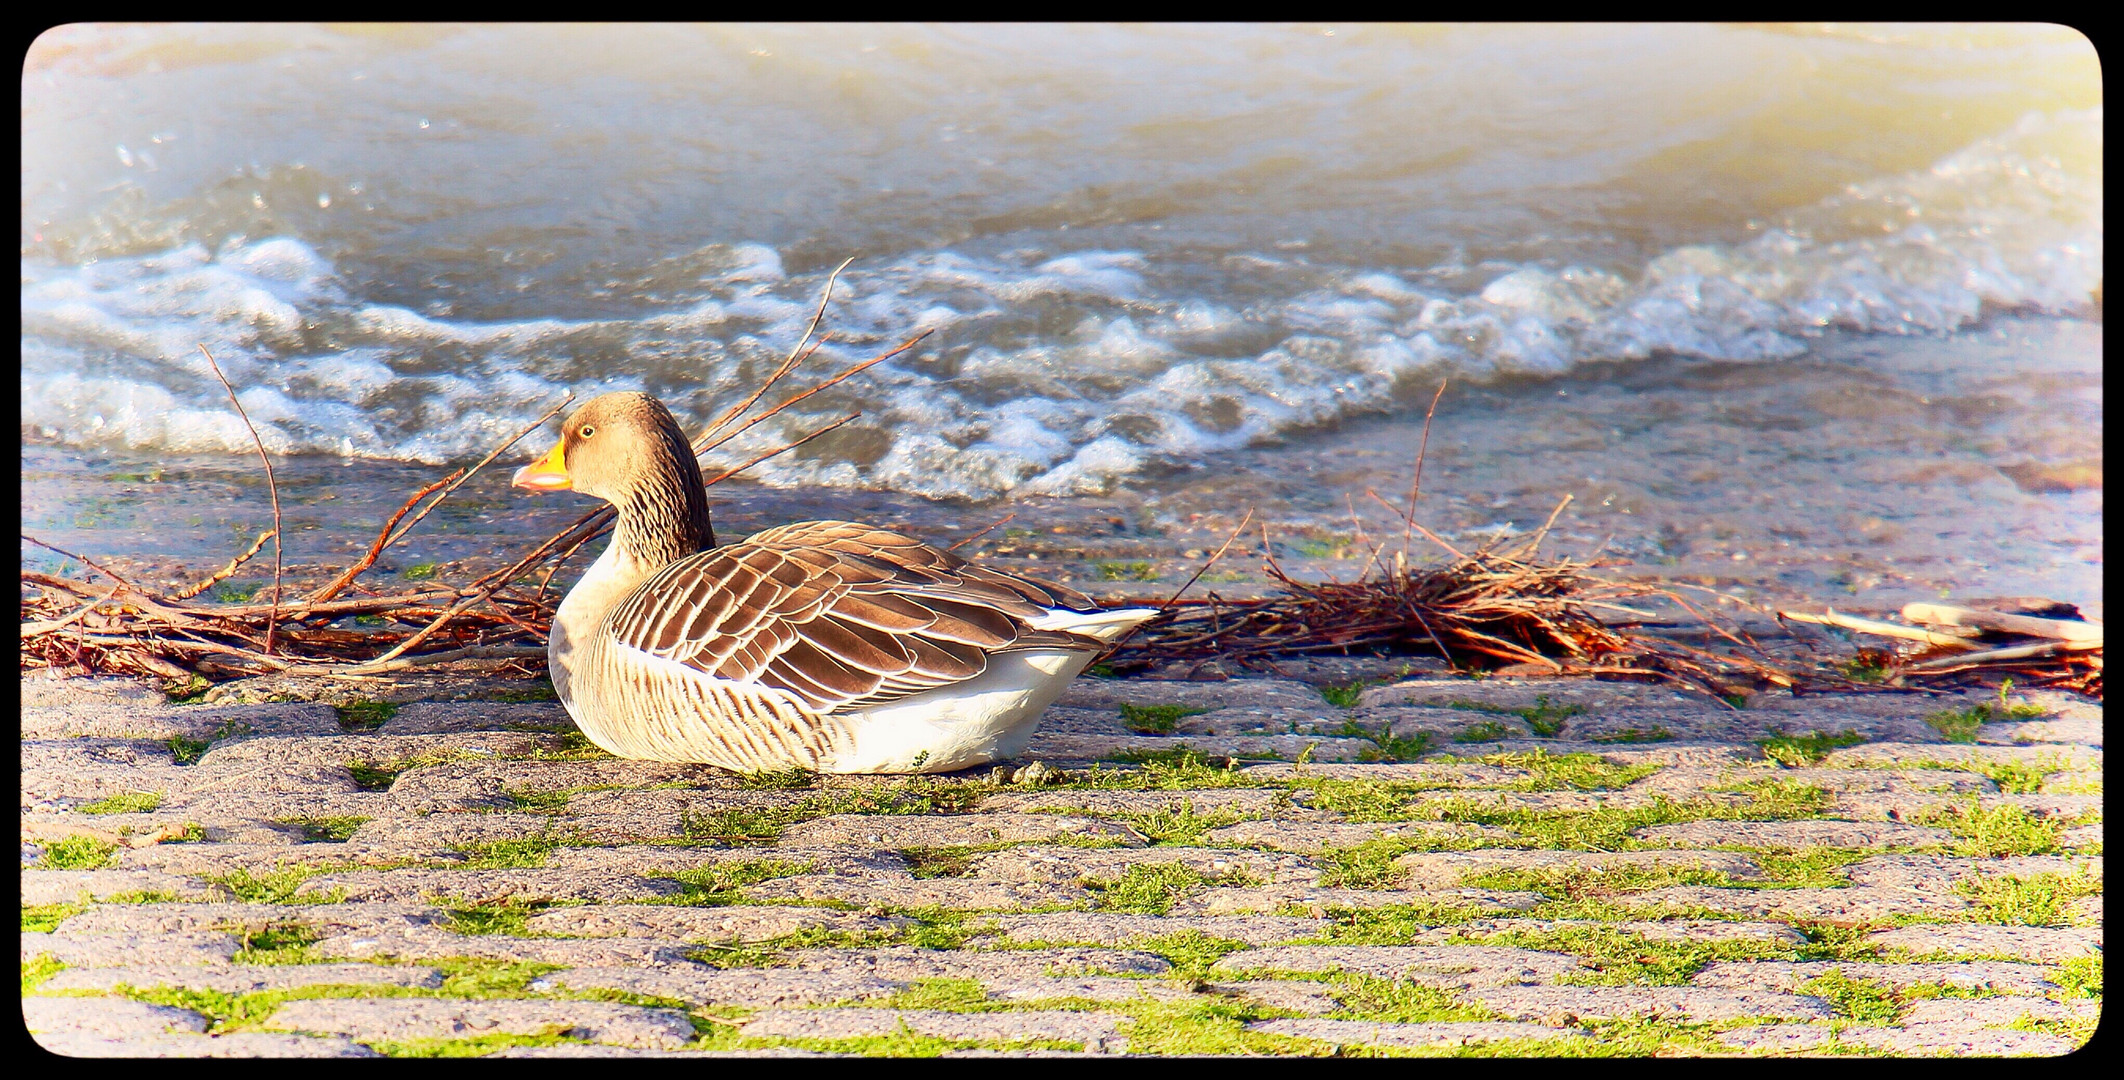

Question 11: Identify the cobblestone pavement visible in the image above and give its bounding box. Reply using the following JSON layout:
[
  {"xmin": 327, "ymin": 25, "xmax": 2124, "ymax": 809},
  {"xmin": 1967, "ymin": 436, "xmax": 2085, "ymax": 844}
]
[{"xmin": 21, "ymin": 665, "xmax": 2102, "ymax": 1057}]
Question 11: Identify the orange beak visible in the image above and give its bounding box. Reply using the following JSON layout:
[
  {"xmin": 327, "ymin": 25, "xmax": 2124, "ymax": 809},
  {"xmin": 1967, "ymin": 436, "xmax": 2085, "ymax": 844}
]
[{"xmin": 511, "ymin": 441, "xmax": 571, "ymax": 491}]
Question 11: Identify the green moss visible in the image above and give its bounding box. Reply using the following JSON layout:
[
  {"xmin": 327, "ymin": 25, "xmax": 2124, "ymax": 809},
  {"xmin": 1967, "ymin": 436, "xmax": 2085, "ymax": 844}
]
[
  {"xmin": 1086, "ymin": 862, "xmax": 1211, "ymax": 914},
  {"xmin": 1454, "ymin": 720, "xmax": 1513, "ymax": 743},
  {"xmin": 214, "ymin": 581, "xmax": 262, "ymax": 603},
  {"xmin": 346, "ymin": 760, "xmax": 405, "ymax": 790},
  {"xmin": 1313, "ymin": 839, "xmax": 1419, "ymax": 889},
  {"xmin": 401, "ymin": 562, "xmax": 441, "ymax": 581},
  {"xmin": 38, "ymin": 835, "xmax": 119, "ymax": 870},
  {"xmin": 898, "ymin": 847, "xmax": 979, "ymax": 879},
  {"xmin": 451, "ymin": 837, "xmax": 562, "ymax": 870},
  {"xmin": 1515, "ymin": 696, "xmax": 1585, "ymax": 737},
  {"xmin": 1954, "ymin": 870, "xmax": 2102, "ymax": 926},
  {"xmin": 1752, "ymin": 847, "xmax": 1869, "ymax": 888},
  {"xmin": 22, "ymin": 902, "xmax": 84, "ymax": 934},
  {"xmin": 162, "ymin": 675, "xmax": 212, "ymax": 704},
  {"xmin": 232, "ymin": 921, "xmax": 324, "ymax": 964},
  {"xmin": 872, "ymin": 977, "xmax": 993, "ymax": 1011},
  {"xmin": 77, "ymin": 790, "xmax": 165, "ymax": 815},
  {"xmin": 1131, "ymin": 930, "xmax": 1254, "ymax": 981},
  {"xmin": 1327, "ymin": 972, "xmax": 1510, "ymax": 1020},
  {"xmin": 1096, "ymin": 561, "xmax": 1160, "ymax": 582},
  {"xmin": 768, "ymin": 1028, "xmax": 1087, "ymax": 1057},
  {"xmin": 1590, "ymin": 727, "xmax": 1674, "ymax": 744},
  {"xmin": 430, "ymin": 957, "xmax": 564, "ymax": 996},
  {"xmin": 21, "ymin": 954, "xmax": 65, "ymax": 993},
  {"xmin": 1113, "ymin": 999, "xmax": 1339, "ymax": 1057},
  {"xmin": 1321, "ymin": 680, "xmax": 1383, "ymax": 709},
  {"xmin": 334, "ymin": 699, "xmax": 398, "ymax": 732},
  {"xmin": 279, "ymin": 815, "xmax": 371, "ymax": 842},
  {"xmin": 1800, "ymin": 968, "xmax": 1905, "ymax": 1023},
  {"xmin": 1917, "ymin": 798, "xmax": 2067, "ymax": 857},
  {"xmin": 1924, "ymin": 705, "xmax": 1987, "ymax": 743},
  {"xmin": 1334, "ymin": 719, "xmax": 1434, "ymax": 763},
  {"xmin": 166, "ymin": 734, "xmax": 213, "ymax": 766},
  {"xmin": 207, "ymin": 866, "xmax": 335, "ymax": 904},
  {"xmin": 1756, "ymin": 729, "xmax": 1864, "ymax": 767},
  {"xmin": 443, "ymin": 900, "xmax": 543, "ymax": 937},
  {"xmin": 1103, "ymin": 746, "xmax": 1249, "ymax": 776},
  {"xmin": 673, "ymin": 859, "xmax": 814, "ymax": 904},
  {"xmin": 739, "ymin": 767, "xmax": 820, "ymax": 791},
  {"xmin": 375, "ymin": 1031, "xmax": 591, "ymax": 1057},
  {"xmin": 1114, "ymin": 801, "xmax": 1250, "ymax": 846},
  {"xmin": 1119, "ymin": 703, "xmax": 1209, "ymax": 735},
  {"xmin": 1466, "ymin": 748, "xmax": 1661, "ymax": 792},
  {"xmin": 488, "ymin": 682, "xmax": 560, "ymax": 703},
  {"xmin": 2051, "ymin": 955, "xmax": 2101, "ymax": 1000}
]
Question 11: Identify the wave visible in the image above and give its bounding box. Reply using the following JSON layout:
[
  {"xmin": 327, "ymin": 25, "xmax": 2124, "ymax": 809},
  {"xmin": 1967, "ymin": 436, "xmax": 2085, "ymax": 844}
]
[{"xmin": 19, "ymin": 109, "xmax": 2101, "ymax": 500}]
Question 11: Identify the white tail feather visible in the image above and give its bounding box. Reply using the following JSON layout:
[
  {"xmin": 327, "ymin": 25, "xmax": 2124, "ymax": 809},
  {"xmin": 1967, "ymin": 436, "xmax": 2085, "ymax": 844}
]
[{"xmin": 1028, "ymin": 606, "xmax": 1161, "ymax": 644}]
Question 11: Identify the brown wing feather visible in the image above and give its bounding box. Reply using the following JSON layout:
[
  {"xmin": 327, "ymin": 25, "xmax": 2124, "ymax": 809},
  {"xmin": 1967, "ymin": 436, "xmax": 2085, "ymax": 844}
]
[{"xmin": 603, "ymin": 521, "xmax": 1108, "ymax": 713}]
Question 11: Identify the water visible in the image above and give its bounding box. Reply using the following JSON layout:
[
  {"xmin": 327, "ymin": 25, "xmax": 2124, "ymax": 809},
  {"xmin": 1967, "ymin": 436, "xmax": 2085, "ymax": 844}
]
[{"xmin": 19, "ymin": 24, "xmax": 2104, "ymax": 616}]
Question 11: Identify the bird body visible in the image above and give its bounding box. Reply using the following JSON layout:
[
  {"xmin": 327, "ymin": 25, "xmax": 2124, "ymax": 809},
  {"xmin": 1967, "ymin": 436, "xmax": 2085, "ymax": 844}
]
[{"xmin": 515, "ymin": 392, "xmax": 1157, "ymax": 774}]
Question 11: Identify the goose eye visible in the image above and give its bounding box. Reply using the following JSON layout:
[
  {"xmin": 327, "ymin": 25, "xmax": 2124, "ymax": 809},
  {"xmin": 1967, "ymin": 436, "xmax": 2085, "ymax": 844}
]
[{"xmin": 579, "ymin": 425, "xmax": 596, "ymax": 438}]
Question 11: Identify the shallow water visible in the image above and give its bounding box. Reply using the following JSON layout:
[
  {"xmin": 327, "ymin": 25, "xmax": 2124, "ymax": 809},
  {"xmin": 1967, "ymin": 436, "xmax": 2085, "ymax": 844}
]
[{"xmin": 18, "ymin": 23, "xmax": 2104, "ymax": 614}]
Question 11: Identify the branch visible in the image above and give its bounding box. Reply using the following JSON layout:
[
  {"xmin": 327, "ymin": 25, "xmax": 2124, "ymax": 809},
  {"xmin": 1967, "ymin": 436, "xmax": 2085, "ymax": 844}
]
[{"xmin": 198, "ymin": 344, "xmax": 283, "ymax": 654}]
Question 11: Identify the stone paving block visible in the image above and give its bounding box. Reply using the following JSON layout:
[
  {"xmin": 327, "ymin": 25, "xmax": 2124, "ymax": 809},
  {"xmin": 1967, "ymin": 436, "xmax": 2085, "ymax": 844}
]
[
  {"xmin": 977, "ymin": 788, "xmax": 1287, "ymax": 815},
  {"xmin": 41, "ymin": 962, "xmax": 447, "ymax": 994},
  {"xmin": 1712, "ymin": 1024, "xmax": 1839, "ymax": 1053},
  {"xmin": 1846, "ymin": 854, "xmax": 2101, "ymax": 893},
  {"xmin": 1468, "ymin": 986, "xmax": 1835, "ymax": 1022},
  {"xmin": 1201, "ymin": 820, "xmax": 1512, "ymax": 853},
  {"xmin": 1819, "ymin": 743, "xmax": 2102, "ymax": 772},
  {"xmin": 1247, "ymin": 1019, "xmax": 1587, "ymax": 1049},
  {"xmin": 1836, "ymin": 1024, "xmax": 2077, "ymax": 1056},
  {"xmin": 1394, "ymin": 849, "xmax": 1765, "ymax": 888},
  {"xmin": 984, "ymin": 913, "xmax": 1327, "ymax": 946},
  {"xmin": 267, "ymin": 998, "xmax": 697, "ymax": 1049},
  {"xmin": 1769, "ymin": 768, "xmax": 1995, "ymax": 794},
  {"xmin": 380, "ymin": 701, "xmax": 573, "ymax": 734},
  {"xmin": 1211, "ymin": 945, "xmax": 1585, "ymax": 986},
  {"xmin": 297, "ymin": 868, "xmax": 687, "ymax": 904},
  {"xmin": 1175, "ymin": 885, "xmax": 1544, "ymax": 916},
  {"xmin": 21, "ymin": 739, "xmax": 197, "ymax": 804},
  {"xmin": 21, "ymin": 700, "xmax": 342, "ymax": 741},
  {"xmin": 118, "ymin": 841, "xmax": 450, "ymax": 875},
  {"xmin": 537, "ymin": 964, "xmax": 903, "ymax": 1008},
  {"xmin": 348, "ymin": 812, "xmax": 578, "ymax": 850},
  {"xmin": 22, "ymin": 995, "xmax": 210, "ymax": 1036},
  {"xmin": 968, "ymin": 844, "xmax": 1317, "ymax": 886},
  {"xmin": 189, "ymin": 732, "xmax": 550, "ymax": 772},
  {"xmin": 1633, "ymin": 886, "xmax": 1966, "ymax": 921},
  {"xmin": 61, "ymin": 901, "xmax": 444, "ymax": 938},
  {"xmin": 1863, "ymin": 925, "xmax": 2100, "ymax": 962},
  {"xmin": 1417, "ymin": 919, "xmax": 1807, "ymax": 946},
  {"xmin": 31, "ymin": 1030, "xmax": 383, "ymax": 1058},
  {"xmin": 2002, "ymin": 716, "xmax": 2104, "ymax": 745},
  {"xmin": 562, "ymin": 788, "xmax": 815, "ymax": 842},
  {"xmin": 25, "ymin": 929, "xmax": 241, "ymax": 967},
  {"xmin": 316, "ymin": 931, "xmax": 699, "ymax": 967},
  {"xmin": 1900, "ymin": 997, "xmax": 2086, "ymax": 1027},
  {"xmin": 521, "ymin": 904, "xmax": 910, "ymax": 941},
  {"xmin": 543, "ymin": 844, "xmax": 899, "ymax": 878},
  {"xmin": 740, "ymin": 1007, "xmax": 1125, "ymax": 1051},
  {"xmin": 1691, "ymin": 961, "xmax": 2058, "ymax": 995},
  {"xmin": 987, "ymin": 976, "xmax": 1203, "ymax": 1003},
  {"xmin": 21, "ymin": 869, "xmax": 231, "ymax": 905},
  {"xmin": 2060, "ymin": 823, "xmax": 2102, "ymax": 849},
  {"xmin": 1055, "ymin": 678, "xmax": 1329, "ymax": 712},
  {"xmin": 1212, "ymin": 980, "xmax": 1349, "ymax": 1015},
  {"xmin": 1633, "ymin": 819, "xmax": 1956, "ymax": 848},
  {"xmin": 1356, "ymin": 677, "xmax": 1703, "ymax": 713},
  {"xmin": 487, "ymin": 1045, "xmax": 746, "ymax": 1058},
  {"xmin": 1245, "ymin": 761, "xmax": 1533, "ymax": 785},
  {"xmin": 784, "ymin": 946, "xmax": 1171, "ymax": 980},
  {"xmin": 1026, "ymin": 733, "xmax": 1377, "ymax": 763},
  {"xmin": 742, "ymin": 874, "xmax": 1088, "ymax": 909},
  {"xmin": 777, "ymin": 812, "xmax": 1143, "ymax": 849},
  {"xmin": 19, "ymin": 675, "xmax": 169, "ymax": 709}
]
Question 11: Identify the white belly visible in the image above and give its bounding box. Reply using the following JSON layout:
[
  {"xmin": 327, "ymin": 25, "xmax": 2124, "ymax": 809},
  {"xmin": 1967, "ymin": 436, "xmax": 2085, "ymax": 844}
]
[{"xmin": 827, "ymin": 648, "xmax": 1093, "ymax": 773}]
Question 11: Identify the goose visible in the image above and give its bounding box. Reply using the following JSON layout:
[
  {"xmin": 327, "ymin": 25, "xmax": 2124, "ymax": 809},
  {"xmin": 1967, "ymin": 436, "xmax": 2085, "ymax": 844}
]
[{"xmin": 511, "ymin": 391, "xmax": 1160, "ymax": 774}]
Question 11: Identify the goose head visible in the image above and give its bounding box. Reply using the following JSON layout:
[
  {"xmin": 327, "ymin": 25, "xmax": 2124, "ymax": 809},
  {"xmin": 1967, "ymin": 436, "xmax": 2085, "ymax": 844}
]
[{"xmin": 513, "ymin": 391, "xmax": 716, "ymax": 559}]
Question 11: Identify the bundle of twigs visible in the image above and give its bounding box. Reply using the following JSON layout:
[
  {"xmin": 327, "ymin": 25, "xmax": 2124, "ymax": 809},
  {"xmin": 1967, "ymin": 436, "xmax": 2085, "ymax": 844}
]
[
  {"xmin": 1779, "ymin": 600, "xmax": 2103, "ymax": 699},
  {"xmin": 20, "ymin": 261, "xmax": 925, "ymax": 684}
]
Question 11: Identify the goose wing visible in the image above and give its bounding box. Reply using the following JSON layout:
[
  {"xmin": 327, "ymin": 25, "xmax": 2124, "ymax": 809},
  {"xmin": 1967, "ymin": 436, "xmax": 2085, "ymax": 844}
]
[{"xmin": 601, "ymin": 521, "xmax": 1104, "ymax": 713}]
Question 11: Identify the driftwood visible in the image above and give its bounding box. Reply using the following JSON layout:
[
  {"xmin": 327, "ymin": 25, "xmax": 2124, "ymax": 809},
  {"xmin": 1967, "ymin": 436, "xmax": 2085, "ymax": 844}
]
[{"xmin": 1777, "ymin": 598, "xmax": 2101, "ymax": 699}]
